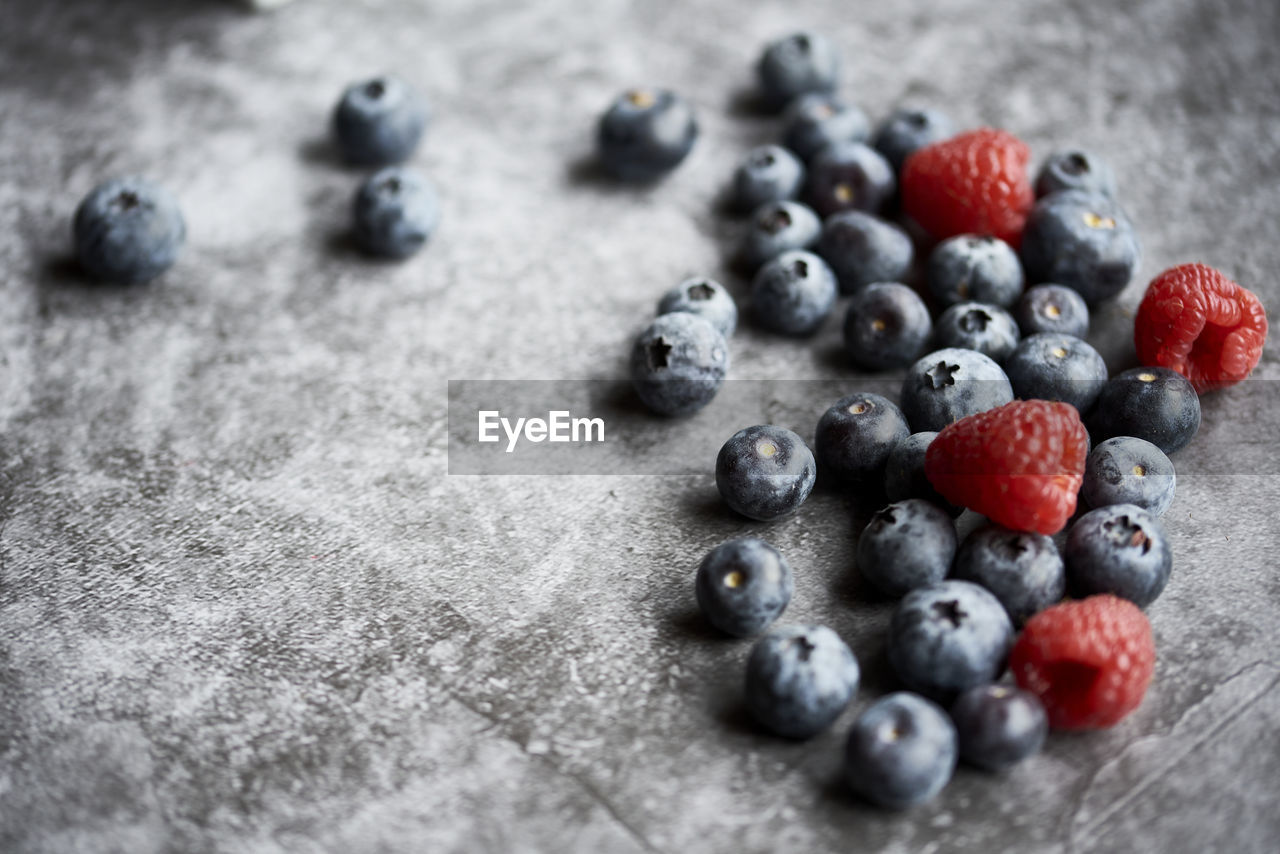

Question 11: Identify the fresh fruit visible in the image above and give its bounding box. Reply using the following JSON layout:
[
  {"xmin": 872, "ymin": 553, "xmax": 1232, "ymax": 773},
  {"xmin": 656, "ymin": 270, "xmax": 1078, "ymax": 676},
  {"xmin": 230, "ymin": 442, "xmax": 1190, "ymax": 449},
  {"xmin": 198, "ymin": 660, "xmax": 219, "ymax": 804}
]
[
  {"xmin": 73, "ymin": 176, "xmax": 185, "ymax": 284},
  {"xmin": 630, "ymin": 313, "xmax": 729, "ymax": 416},
  {"xmin": 756, "ymin": 32, "xmax": 840, "ymax": 110},
  {"xmin": 1034, "ymin": 149, "xmax": 1117, "ymax": 198},
  {"xmin": 1065, "ymin": 504, "xmax": 1173, "ymax": 608},
  {"xmin": 1014, "ymin": 284, "xmax": 1091, "ymax": 339},
  {"xmin": 1082, "ymin": 436, "xmax": 1176, "ymax": 516},
  {"xmin": 857, "ymin": 500, "xmax": 958, "ymax": 598},
  {"xmin": 933, "ymin": 302, "xmax": 1021, "ymax": 363},
  {"xmin": 884, "ymin": 432, "xmax": 963, "ymax": 516},
  {"xmin": 716, "ymin": 425, "xmax": 817, "ymax": 521},
  {"xmin": 950, "ymin": 684, "xmax": 1048, "ymax": 771},
  {"xmin": 950, "ymin": 524, "xmax": 1065, "ymax": 624},
  {"xmin": 332, "ymin": 75, "xmax": 429, "ymax": 165},
  {"xmin": 899, "ymin": 348, "xmax": 1014, "ymax": 433},
  {"xmin": 782, "ymin": 94, "xmax": 870, "ymax": 162},
  {"xmin": 845, "ymin": 692, "xmax": 957, "ymax": 809},
  {"xmin": 842, "ymin": 283, "xmax": 933, "ymax": 370},
  {"xmin": 738, "ymin": 200, "xmax": 822, "ymax": 272},
  {"xmin": 815, "ymin": 392, "xmax": 911, "ymax": 486},
  {"xmin": 872, "ymin": 107, "xmax": 955, "ymax": 175},
  {"xmin": 927, "ymin": 235, "xmax": 1024, "ymax": 308},
  {"xmin": 1087, "ymin": 366, "xmax": 1201, "ymax": 454},
  {"xmin": 656, "ymin": 276, "xmax": 738, "ymax": 338},
  {"xmin": 806, "ymin": 141, "xmax": 895, "ymax": 217},
  {"xmin": 751, "ymin": 250, "xmax": 838, "ymax": 335},
  {"xmin": 695, "ymin": 538, "xmax": 793, "ymax": 637},
  {"xmin": 352, "ymin": 166, "xmax": 440, "ymax": 259},
  {"xmin": 597, "ymin": 89, "xmax": 698, "ymax": 182},
  {"xmin": 1020, "ymin": 190, "xmax": 1141, "ymax": 304},
  {"xmin": 887, "ymin": 580, "xmax": 1014, "ymax": 697},
  {"xmin": 744, "ymin": 624, "xmax": 859, "ymax": 738},
  {"xmin": 732, "ymin": 144, "xmax": 805, "ymax": 212},
  {"xmin": 818, "ymin": 211, "xmax": 914, "ymax": 294},
  {"xmin": 1003, "ymin": 333, "xmax": 1108, "ymax": 413}
]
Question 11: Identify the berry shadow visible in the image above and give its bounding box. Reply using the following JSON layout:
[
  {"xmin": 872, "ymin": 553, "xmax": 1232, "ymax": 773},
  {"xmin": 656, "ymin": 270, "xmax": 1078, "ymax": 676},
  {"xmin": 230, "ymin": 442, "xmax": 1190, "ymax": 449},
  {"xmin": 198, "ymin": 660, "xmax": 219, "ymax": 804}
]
[{"xmin": 667, "ymin": 605, "xmax": 734, "ymax": 643}]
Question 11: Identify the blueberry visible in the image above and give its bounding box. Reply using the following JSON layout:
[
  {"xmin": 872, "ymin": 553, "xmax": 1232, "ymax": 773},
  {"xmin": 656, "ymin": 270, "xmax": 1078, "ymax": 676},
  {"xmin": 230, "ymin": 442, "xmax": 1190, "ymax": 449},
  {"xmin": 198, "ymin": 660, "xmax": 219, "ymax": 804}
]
[
  {"xmin": 858, "ymin": 500, "xmax": 958, "ymax": 598},
  {"xmin": 950, "ymin": 685, "xmax": 1047, "ymax": 772},
  {"xmin": 1020, "ymin": 190, "xmax": 1141, "ymax": 304},
  {"xmin": 716, "ymin": 425, "xmax": 817, "ymax": 521},
  {"xmin": 73, "ymin": 177, "xmax": 186, "ymax": 284},
  {"xmin": 1087, "ymin": 366, "xmax": 1201, "ymax": 454},
  {"xmin": 332, "ymin": 75, "xmax": 429, "ymax": 166},
  {"xmin": 630, "ymin": 313, "xmax": 730, "ymax": 416},
  {"xmin": 1004, "ymin": 333, "xmax": 1108, "ymax": 413},
  {"xmin": 933, "ymin": 302, "xmax": 1021, "ymax": 363},
  {"xmin": 352, "ymin": 166, "xmax": 441, "ymax": 258},
  {"xmin": 884, "ymin": 432, "xmax": 963, "ymax": 516},
  {"xmin": 657, "ymin": 276, "xmax": 738, "ymax": 338},
  {"xmin": 756, "ymin": 32, "xmax": 840, "ymax": 110},
  {"xmin": 731, "ymin": 144, "xmax": 805, "ymax": 212},
  {"xmin": 950, "ymin": 524, "xmax": 1065, "ymax": 625},
  {"xmin": 872, "ymin": 107, "xmax": 956, "ymax": 174},
  {"xmin": 1082, "ymin": 436, "xmax": 1176, "ymax": 516},
  {"xmin": 818, "ymin": 211, "xmax": 913, "ymax": 294},
  {"xmin": 888, "ymin": 580, "xmax": 1014, "ymax": 698},
  {"xmin": 738, "ymin": 200, "xmax": 822, "ymax": 272},
  {"xmin": 781, "ymin": 94, "xmax": 870, "ymax": 162},
  {"xmin": 1034, "ymin": 149, "xmax": 1117, "ymax": 198},
  {"xmin": 695, "ymin": 538, "xmax": 793, "ymax": 637},
  {"xmin": 1013, "ymin": 284, "xmax": 1091, "ymax": 339},
  {"xmin": 1065, "ymin": 504, "xmax": 1173, "ymax": 608},
  {"xmin": 900, "ymin": 348, "xmax": 1015, "ymax": 433},
  {"xmin": 751, "ymin": 250, "xmax": 838, "ymax": 336},
  {"xmin": 806, "ymin": 142, "xmax": 895, "ymax": 217},
  {"xmin": 844, "ymin": 692, "xmax": 957, "ymax": 809},
  {"xmin": 745, "ymin": 624, "xmax": 859, "ymax": 738},
  {"xmin": 927, "ymin": 235, "xmax": 1025, "ymax": 308},
  {"xmin": 843, "ymin": 283, "xmax": 933, "ymax": 370},
  {"xmin": 597, "ymin": 89, "xmax": 698, "ymax": 182},
  {"xmin": 815, "ymin": 392, "xmax": 911, "ymax": 486}
]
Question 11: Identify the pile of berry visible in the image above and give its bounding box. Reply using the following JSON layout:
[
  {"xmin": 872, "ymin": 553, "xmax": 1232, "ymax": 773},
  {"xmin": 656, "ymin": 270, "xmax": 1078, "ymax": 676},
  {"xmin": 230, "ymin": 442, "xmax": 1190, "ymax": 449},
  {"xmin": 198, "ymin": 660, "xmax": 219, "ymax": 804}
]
[{"xmin": 616, "ymin": 31, "xmax": 1268, "ymax": 807}]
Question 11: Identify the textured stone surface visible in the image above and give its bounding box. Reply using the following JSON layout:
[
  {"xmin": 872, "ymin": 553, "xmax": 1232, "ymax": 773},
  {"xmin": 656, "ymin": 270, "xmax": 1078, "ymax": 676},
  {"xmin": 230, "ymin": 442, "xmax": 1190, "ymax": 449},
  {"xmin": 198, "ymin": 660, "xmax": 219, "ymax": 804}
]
[{"xmin": 2, "ymin": 0, "xmax": 1280, "ymax": 852}]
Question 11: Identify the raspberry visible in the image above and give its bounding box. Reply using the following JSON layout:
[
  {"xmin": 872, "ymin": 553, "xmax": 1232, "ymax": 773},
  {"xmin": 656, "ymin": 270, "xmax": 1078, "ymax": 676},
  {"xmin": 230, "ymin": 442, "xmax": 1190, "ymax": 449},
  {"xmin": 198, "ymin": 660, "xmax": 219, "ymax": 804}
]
[
  {"xmin": 901, "ymin": 128, "xmax": 1035, "ymax": 248},
  {"xmin": 1134, "ymin": 263, "xmax": 1268, "ymax": 393},
  {"xmin": 1010, "ymin": 595, "xmax": 1155, "ymax": 730},
  {"xmin": 924, "ymin": 400, "xmax": 1088, "ymax": 535}
]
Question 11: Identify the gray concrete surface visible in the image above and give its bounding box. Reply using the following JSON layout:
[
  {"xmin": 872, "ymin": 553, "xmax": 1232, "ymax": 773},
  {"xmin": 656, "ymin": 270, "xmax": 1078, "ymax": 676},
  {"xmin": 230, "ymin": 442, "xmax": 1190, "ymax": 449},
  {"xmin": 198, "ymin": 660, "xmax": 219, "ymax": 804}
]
[{"xmin": 3, "ymin": 0, "xmax": 1280, "ymax": 852}]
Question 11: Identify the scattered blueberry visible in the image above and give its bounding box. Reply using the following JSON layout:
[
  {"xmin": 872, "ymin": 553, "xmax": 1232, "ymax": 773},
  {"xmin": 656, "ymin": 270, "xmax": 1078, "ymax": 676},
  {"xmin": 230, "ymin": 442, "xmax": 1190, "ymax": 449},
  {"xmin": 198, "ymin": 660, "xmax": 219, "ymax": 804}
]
[
  {"xmin": 630, "ymin": 312, "xmax": 730, "ymax": 416},
  {"xmin": 927, "ymin": 235, "xmax": 1025, "ymax": 309},
  {"xmin": 843, "ymin": 283, "xmax": 933, "ymax": 370},
  {"xmin": 597, "ymin": 89, "xmax": 699, "ymax": 182},
  {"xmin": 781, "ymin": 94, "xmax": 870, "ymax": 162},
  {"xmin": 745, "ymin": 624, "xmax": 859, "ymax": 738},
  {"xmin": 1034, "ymin": 149, "xmax": 1117, "ymax": 198},
  {"xmin": 1082, "ymin": 436, "xmax": 1177, "ymax": 516},
  {"xmin": 751, "ymin": 250, "xmax": 838, "ymax": 336},
  {"xmin": 900, "ymin": 348, "xmax": 1015, "ymax": 433},
  {"xmin": 695, "ymin": 538, "xmax": 793, "ymax": 637},
  {"xmin": 884, "ymin": 432, "xmax": 963, "ymax": 516},
  {"xmin": 818, "ymin": 211, "xmax": 913, "ymax": 294},
  {"xmin": 858, "ymin": 500, "xmax": 958, "ymax": 598},
  {"xmin": 806, "ymin": 141, "xmax": 895, "ymax": 217},
  {"xmin": 732, "ymin": 144, "xmax": 806, "ymax": 211},
  {"xmin": 1087, "ymin": 366, "xmax": 1201, "ymax": 454},
  {"xmin": 332, "ymin": 75, "xmax": 429, "ymax": 166},
  {"xmin": 1020, "ymin": 190, "xmax": 1141, "ymax": 304},
  {"xmin": 844, "ymin": 692, "xmax": 957, "ymax": 809},
  {"xmin": 1065, "ymin": 504, "xmax": 1173, "ymax": 608},
  {"xmin": 1003, "ymin": 333, "xmax": 1108, "ymax": 413},
  {"xmin": 950, "ymin": 685, "xmax": 1047, "ymax": 772},
  {"xmin": 933, "ymin": 302, "xmax": 1021, "ymax": 363},
  {"xmin": 1014, "ymin": 284, "xmax": 1091, "ymax": 339},
  {"xmin": 872, "ymin": 107, "xmax": 955, "ymax": 174},
  {"xmin": 756, "ymin": 32, "xmax": 840, "ymax": 110},
  {"xmin": 815, "ymin": 392, "xmax": 911, "ymax": 486},
  {"xmin": 73, "ymin": 176, "xmax": 186, "ymax": 284},
  {"xmin": 716, "ymin": 424, "xmax": 817, "ymax": 521},
  {"xmin": 738, "ymin": 200, "xmax": 822, "ymax": 272},
  {"xmin": 352, "ymin": 166, "xmax": 441, "ymax": 258},
  {"xmin": 951, "ymin": 524, "xmax": 1065, "ymax": 625},
  {"xmin": 657, "ymin": 276, "xmax": 738, "ymax": 338},
  {"xmin": 887, "ymin": 580, "xmax": 1014, "ymax": 697}
]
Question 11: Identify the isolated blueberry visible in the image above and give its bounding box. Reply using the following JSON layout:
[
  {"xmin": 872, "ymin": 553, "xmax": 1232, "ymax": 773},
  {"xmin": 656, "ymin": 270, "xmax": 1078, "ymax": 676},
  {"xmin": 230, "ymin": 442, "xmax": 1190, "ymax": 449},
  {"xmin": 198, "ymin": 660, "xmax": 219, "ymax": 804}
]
[
  {"xmin": 732, "ymin": 144, "xmax": 806, "ymax": 211},
  {"xmin": 888, "ymin": 580, "xmax": 1014, "ymax": 697},
  {"xmin": 884, "ymin": 432, "xmax": 963, "ymax": 516},
  {"xmin": 756, "ymin": 32, "xmax": 840, "ymax": 110},
  {"xmin": 630, "ymin": 313, "xmax": 730, "ymax": 416},
  {"xmin": 1088, "ymin": 367, "xmax": 1201, "ymax": 455},
  {"xmin": 597, "ymin": 89, "xmax": 698, "ymax": 182},
  {"xmin": 695, "ymin": 538, "xmax": 793, "ymax": 637},
  {"xmin": 353, "ymin": 166, "xmax": 441, "ymax": 258},
  {"xmin": 806, "ymin": 142, "xmax": 895, "ymax": 217},
  {"xmin": 738, "ymin": 200, "xmax": 822, "ymax": 272},
  {"xmin": 951, "ymin": 524, "xmax": 1065, "ymax": 625},
  {"xmin": 1021, "ymin": 190, "xmax": 1140, "ymax": 304},
  {"xmin": 716, "ymin": 425, "xmax": 817, "ymax": 521},
  {"xmin": 818, "ymin": 211, "xmax": 913, "ymax": 294},
  {"xmin": 900, "ymin": 348, "xmax": 1015, "ymax": 433},
  {"xmin": 950, "ymin": 685, "xmax": 1047, "ymax": 772},
  {"xmin": 843, "ymin": 283, "xmax": 933, "ymax": 370},
  {"xmin": 745, "ymin": 624, "xmax": 859, "ymax": 738},
  {"xmin": 934, "ymin": 302, "xmax": 1021, "ymax": 363},
  {"xmin": 1065, "ymin": 504, "xmax": 1173, "ymax": 608},
  {"xmin": 1034, "ymin": 149, "xmax": 1117, "ymax": 198},
  {"xmin": 845, "ymin": 692, "xmax": 957, "ymax": 809},
  {"xmin": 781, "ymin": 93, "xmax": 871, "ymax": 162},
  {"xmin": 814, "ymin": 392, "xmax": 911, "ymax": 486},
  {"xmin": 657, "ymin": 276, "xmax": 738, "ymax": 338},
  {"xmin": 1014, "ymin": 284, "xmax": 1090, "ymax": 339},
  {"xmin": 751, "ymin": 250, "xmax": 838, "ymax": 336},
  {"xmin": 1004, "ymin": 333, "xmax": 1108, "ymax": 413},
  {"xmin": 1082, "ymin": 436, "xmax": 1176, "ymax": 516},
  {"xmin": 73, "ymin": 177, "xmax": 186, "ymax": 283},
  {"xmin": 858, "ymin": 500, "xmax": 958, "ymax": 598},
  {"xmin": 927, "ymin": 235, "xmax": 1024, "ymax": 308},
  {"xmin": 872, "ymin": 107, "xmax": 955, "ymax": 174},
  {"xmin": 332, "ymin": 75, "xmax": 429, "ymax": 166}
]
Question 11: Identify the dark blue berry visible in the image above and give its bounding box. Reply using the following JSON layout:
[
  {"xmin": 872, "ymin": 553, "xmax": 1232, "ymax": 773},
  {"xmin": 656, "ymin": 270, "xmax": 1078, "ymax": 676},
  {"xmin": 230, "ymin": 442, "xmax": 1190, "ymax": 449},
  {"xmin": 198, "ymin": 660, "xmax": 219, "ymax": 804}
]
[
  {"xmin": 933, "ymin": 302, "xmax": 1021, "ymax": 363},
  {"xmin": 597, "ymin": 89, "xmax": 698, "ymax": 182},
  {"xmin": 657, "ymin": 276, "xmax": 738, "ymax": 338},
  {"xmin": 818, "ymin": 211, "xmax": 913, "ymax": 294},
  {"xmin": 1004, "ymin": 333, "xmax": 1108, "ymax": 413},
  {"xmin": 1014, "ymin": 284, "xmax": 1090, "ymax": 339},
  {"xmin": 1021, "ymin": 190, "xmax": 1141, "ymax": 304},
  {"xmin": 927, "ymin": 235, "xmax": 1025, "ymax": 308},
  {"xmin": 951, "ymin": 524, "xmax": 1065, "ymax": 625},
  {"xmin": 630, "ymin": 313, "xmax": 729, "ymax": 416},
  {"xmin": 1087, "ymin": 366, "xmax": 1201, "ymax": 454},
  {"xmin": 332, "ymin": 75, "xmax": 429, "ymax": 166},
  {"xmin": 732, "ymin": 145, "xmax": 805, "ymax": 211},
  {"xmin": 900, "ymin": 348, "xmax": 1015, "ymax": 433},
  {"xmin": 1034, "ymin": 149, "xmax": 1117, "ymax": 198},
  {"xmin": 745, "ymin": 624, "xmax": 859, "ymax": 738},
  {"xmin": 806, "ymin": 142, "xmax": 895, "ymax": 217},
  {"xmin": 695, "ymin": 538, "xmax": 793, "ymax": 637},
  {"xmin": 1082, "ymin": 436, "xmax": 1176, "ymax": 516},
  {"xmin": 756, "ymin": 32, "xmax": 840, "ymax": 110},
  {"xmin": 738, "ymin": 200, "xmax": 822, "ymax": 272},
  {"xmin": 353, "ymin": 166, "xmax": 441, "ymax": 258},
  {"xmin": 73, "ymin": 177, "xmax": 186, "ymax": 284},
  {"xmin": 858, "ymin": 500, "xmax": 958, "ymax": 598},
  {"xmin": 872, "ymin": 107, "xmax": 955, "ymax": 174},
  {"xmin": 1065, "ymin": 504, "xmax": 1173, "ymax": 608},
  {"xmin": 884, "ymin": 432, "xmax": 963, "ymax": 516},
  {"xmin": 950, "ymin": 685, "xmax": 1047, "ymax": 772},
  {"xmin": 751, "ymin": 250, "xmax": 837, "ymax": 336},
  {"xmin": 887, "ymin": 580, "xmax": 1014, "ymax": 697},
  {"xmin": 815, "ymin": 393, "xmax": 911, "ymax": 486},
  {"xmin": 781, "ymin": 94, "xmax": 870, "ymax": 162},
  {"xmin": 716, "ymin": 425, "xmax": 817, "ymax": 521},
  {"xmin": 845, "ymin": 692, "xmax": 957, "ymax": 809},
  {"xmin": 843, "ymin": 283, "xmax": 933, "ymax": 370}
]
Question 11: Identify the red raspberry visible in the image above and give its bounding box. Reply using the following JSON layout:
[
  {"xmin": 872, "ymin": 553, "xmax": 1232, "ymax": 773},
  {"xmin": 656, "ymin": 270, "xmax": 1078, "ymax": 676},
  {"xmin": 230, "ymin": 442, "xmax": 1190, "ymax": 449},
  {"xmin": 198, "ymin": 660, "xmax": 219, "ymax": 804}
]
[
  {"xmin": 924, "ymin": 399, "xmax": 1088, "ymax": 535},
  {"xmin": 1134, "ymin": 263, "xmax": 1268, "ymax": 393},
  {"xmin": 901, "ymin": 128, "xmax": 1035, "ymax": 248},
  {"xmin": 1010, "ymin": 595, "xmax": 1155, "ymax": 730}
]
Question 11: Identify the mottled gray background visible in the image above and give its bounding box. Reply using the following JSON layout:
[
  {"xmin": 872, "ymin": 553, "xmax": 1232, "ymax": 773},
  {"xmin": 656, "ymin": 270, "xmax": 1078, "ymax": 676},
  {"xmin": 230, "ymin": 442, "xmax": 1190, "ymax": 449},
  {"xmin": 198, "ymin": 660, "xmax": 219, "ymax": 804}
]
[{"xmin": 2, "ymin": 0, "xmax": 1279, "ymax": 852}]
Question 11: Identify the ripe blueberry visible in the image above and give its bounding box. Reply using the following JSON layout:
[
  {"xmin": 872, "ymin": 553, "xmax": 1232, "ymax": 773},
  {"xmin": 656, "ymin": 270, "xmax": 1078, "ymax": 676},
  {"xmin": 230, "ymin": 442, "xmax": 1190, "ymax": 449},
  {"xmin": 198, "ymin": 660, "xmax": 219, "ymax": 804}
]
[
  {"xmin": 597, "ymin": 89, "xmax": 698, "ymax": 182},
  {"xmin": 332, "ymin": 75, "xmax": 429, "ymax": 166},
  {"xmin": 887, "ymin": 580, "xmax": 1014, "ymax": 698},
  {"xmin": 1065, "ymin": 504, "xmax": 1173, "ymax": 608},
  {"xmin": 1082, "ymin": 436, "xmax": 1176, "ymax": 517},
  {"xmin": 745, "ymin": 624, "xmax": 859, "ymax": 738},
  {"xmin": 845, "ymin": 692, "xmax": 957, "ymax": 809},
  {"xmin": 73, "ymin": 177, "xmax": 186, "ymax": 284},
  {"xmin": 806, "ymin": 142, "xmax": 895, "ymax": 217},
  {"xmin": 1003, "ymin": 333, "xmax": 1108, "ymax": 413},
  {"xmin": 814, "ymin": 392, "xmax": 911, "ymax": 486},
  {"xmin": 630, "ymin": 313, "xmax": 729, "ymax": 416},
  {"xmin": 716, "ymin": 425, "xmax": 817, "ymax": 521},
  {"xmin": 900, "ymin": 348, "xmax": 1014, "ymax": 433},
  {"xmin": 950, "ymin": 684, "xmax": 1047, "ymax": 772},
  {"xmin": 1014, "ymin": 284, "xmax": 1090, "ymax": 339},
  {"xmin": 657, "ymin": 276, "xmax": 738, "ymax": 338},
  {"xmin": 732, "ymin": 144, "xmax": 805, "ymax": 212},
  {"xmin": 818, "ymin": 211, "xmax": 913, "ymax": 294},
  {"xmin": 695, "ymin": 538, "xmax": 793, "ymax": 637},
  {"xmin": 1034, "ymin": 149, "xmax": 1117, "ymax": 198},
  {"xmin": 951, "ymin": 524, "xmax": 1065, "ymax": 625},
  {"xmin": 843, "ymin": 282, "xmax": 933, "ymax": 370},
  {"xmin": 756, "ymin": 32, "xmax": 840, "ymax": 110},
  {"xmin": 933, "ymin": 302, "xmax": 1021, "ymax": 363},
  {"xmin": 884, "ymin": 432, "xmax": 963, "ymax": 516},
  {"xmin": 1087, "ymin": 366, "xmax": 1201, "ymax": 454},
  {"xmin": 873, "ymin": 107, "xmax": 955, "ymax": 174},
  {"xmin": 927, "ymin": 235, "xmax": 1024, "ymax": 308},
  {"xmin": 353, "ymin": 166, "xmax": 441, "ymax": 258},
  {"xmin": 782, "ymin": 93, "xmax": 870, "ymax": 162},
  {"xmin": 751, "ymin": 250, "xmax": 838, "ymax": 336},
  {"xmin": 738, "ymin": 200, "xmax": 822, "ymax": 273},
  {"xmin": 857, "ymin": 500, "xmax": 958, "ymax": 598},
  {"xmin": 1021, "ymin": 190, "xmax": 1140, "ymax": 304}
]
